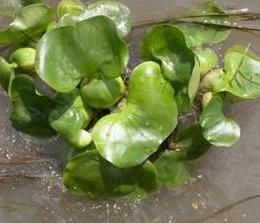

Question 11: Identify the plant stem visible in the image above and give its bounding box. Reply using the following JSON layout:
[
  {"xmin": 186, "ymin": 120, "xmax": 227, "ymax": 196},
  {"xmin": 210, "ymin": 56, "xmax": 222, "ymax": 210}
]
[{"xmin": 133, "ymin": 10, "xmax": 260, "ymax": 32}]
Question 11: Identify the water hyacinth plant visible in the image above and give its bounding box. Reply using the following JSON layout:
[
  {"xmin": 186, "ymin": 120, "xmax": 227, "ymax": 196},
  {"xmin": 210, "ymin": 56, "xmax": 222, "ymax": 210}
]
[{"xmin": 0, "ymin": 0, "xmax": 260, "ymax": 199}]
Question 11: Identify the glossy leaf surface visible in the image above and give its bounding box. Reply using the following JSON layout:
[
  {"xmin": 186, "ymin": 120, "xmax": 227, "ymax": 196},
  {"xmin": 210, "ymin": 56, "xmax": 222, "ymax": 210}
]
[
  {"xmin": 223, "ymin": 45, "xmax": 260, "ymax": 99},
  {"xmin": 49, "ymin": 89, "xmax": 93, "ymax": 149},
  {"xmin": 59, "ymin": 0, "xmax": 132, "ymax": 37},
  {"xmin": 200, "ymin": 95, "xmax": 240, "ymax": 147},
  {"xmin": 140, "ymin": 25, "xmax": 195, "ymax": 83},
  {"xmin": 36, "ymin": 16, "xmax": 129, "ymax": 92},
  {"xmin": 195, "ymin": 48, "xmax": 218, "ymax": 76},
  {"xmin": 63, "ymin": 150, "xmax": 159, "ymax": 198},
  {"xmin": 0, "ymin": 3, "xmax": 55, "ymax": 44},
  {"xmin": 10, "ymin": 47, "xmax": 36, "ymax": 73},
  {"xmin": 175, "ymin": 1, "xmax": 230, "ymax": 47},
  {"xmin": 57, "ymin": 0, "xmax": 86, "ymax": 18},
  {"xmin": 175, "ymin": 123, "xmax": 211, "ymax": 160},
  {"xmin": 10, "ymin": 75, "xmax": 56, "ymax": 138},
  {"xmin": 92, "ymin": 62, "xmax": 178, "ymax": 168},
  {"xmin": 155, "ymin": 151, "xmax": 190, "ymax": 189},
  {"xmin": 81, "ymin": 77, "xmax": 125, "ymax": 109}
]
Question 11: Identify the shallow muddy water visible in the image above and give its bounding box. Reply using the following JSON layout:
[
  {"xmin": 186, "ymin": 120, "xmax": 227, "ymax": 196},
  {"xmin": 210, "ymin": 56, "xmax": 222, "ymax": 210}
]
[{"xmin": 0, "ymin": 0, "xmax": 260, "ymax": 223}]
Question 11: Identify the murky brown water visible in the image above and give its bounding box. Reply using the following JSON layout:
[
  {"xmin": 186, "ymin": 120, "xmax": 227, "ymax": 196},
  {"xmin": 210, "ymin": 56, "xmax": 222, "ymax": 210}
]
[{"xmin": 0, "ymin": 1, "xmax": 260, "ymax": 223}]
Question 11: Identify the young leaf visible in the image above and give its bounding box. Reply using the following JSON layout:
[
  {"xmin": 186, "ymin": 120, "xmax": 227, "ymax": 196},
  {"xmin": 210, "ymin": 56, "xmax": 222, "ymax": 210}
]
[
  {"xmin": 175, "ymin": 123, "xmax": 211, "ymax": 160},
  {"xmin": 155, "ymin": 151, "xmax": 191, "ymax": 189},
  {"xmin": 195, "ymin": 48, "xmax": 218, "ymax": 77},
  {"xmin": 139, "ymin": 24, "xmax": 195, "ymax": 83},
  {"xmin": 81, "ymin": 77, "xmax": 125, "ymax": 109},
  {"xmin": 200, "ymin": 95, "xmax": 240, "ymax": 147},
  {"xmin": 49, "ymin": 89, "xmax": 93, "ymax": 149},
  {"xmin": 0, "ymin": 3, "xmax": 55, "ymax": 44},
  {"xmin": 223, "ymin": 45, "xmax": 260, "ymax": 99},
  {"xmin": 58, "ymin": 0, "xmax": 132, "ymax": 37},
  {"xmin": 35, "ymin": 16, "xmax": 129, "ymax": 92},
  {"xmin": 10, "ymin": 47, "xmax": 36, "ymax": 73},
  {"xmin": 92, "ymin": 62, "xmax": 178, "ymax": 168},
  {"xmin": 10, "ymin": 75, "xmax": 56, "ymax": 138},
  {"xmin": 174, "ymin": 58, "xmax": 200, "ymax": 113},
  {"xmin": 0, "ymin": 0, "xmax": 41, "ymax": 16},
  {"xmin": 0, "ymin": 57, "xmax": 16, "ymax": 94},
  {"xmin": 175, "ymin": 1, "xmax": 231, "ymax": 47},
  {"xmin": 57, "ymin": 0, "xmax": 86, "ymax": 18},
  {"xmin": 63, "ymin": 150, "xmax": 159, "ymax": 198}
]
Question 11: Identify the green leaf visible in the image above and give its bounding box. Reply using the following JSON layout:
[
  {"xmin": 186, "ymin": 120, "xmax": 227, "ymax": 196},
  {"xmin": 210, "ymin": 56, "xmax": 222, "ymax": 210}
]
[
  {"xmin": 10, "ymin": 47, "xmax": 36, "ymax": 73},
  {"xmin": 174, "ymin": 83, "xmax": 191, "ymax": 113},
  {"xmin": 195, "ymin": 48, "xmax": 218, "ymax": 77},
  {"xmin": 58, "ymin": 0, "xmax": 132, "ymax": 37},
  {"xmin": 200, "ymin": 95, "xmax": 240, "ymax": 147},
  {"xmin": 0, "ymin": 57, "xmax": 16, "ymax": 94},
  {"xmin": 92, "ymin": 62, "xmax": 178, "ymax": 168},
  {"xmin": 49, "ymin": 89, "xmax": 93, "ymax": 149},
  {"xmin": 81, "ymin": 77, "xmax": 125, "ymax": 109},
  {"xmin": 10, "ymin": 75, "xmax": 56, "ymax": 138},
  {"xmin": 175, "ymin": 123, "xmax": 211, "ymax": 160},
  {"xmin": 222, "ymin": 45, "xmax": 260, "ymax": 99},
  {"xmin": 0, "ymin": 0, "xmax": 41, "ymax": 16},
  {"xmin": 63, "ymin": 150, "xmax": 159, "ymax": 198},
  {"xmin": 155, "ymin": 151, "xmax": 190, "ymax": 189},
  {"xmin": 174, "ymin": 58, "xmax": 200, "ymax": 113},
  {"xmin": 0, "ymin": 3, "xmax": 55, "ymax": 44},
  {"xmin": 35, "ymin": 16, "xmax": 129, "ymax": 92},
  {"xmin": 175, "ymin": 1, "xmax": 231, "ymax": 47},
  {"xmin": 57, "ymin": 0, "xmax": 86, "ymax": 18},
  {"xmin": 139, "ymin": 24, "xmax": 195, "ymax": 83}
]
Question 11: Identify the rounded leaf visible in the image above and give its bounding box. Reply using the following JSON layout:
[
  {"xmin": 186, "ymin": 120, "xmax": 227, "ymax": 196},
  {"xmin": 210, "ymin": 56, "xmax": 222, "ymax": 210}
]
[
  {"xmin": 10, "ymin": 75, "xmax": 56, "ymax": 138},
  {"xmin": 81, "ymin": 77, "xmax": 125, "ymax": 109},
  {"xmin": 35, "ymin": 16, "xmax": 129, "ymax": 92},
  {"xmin": 0, "ymin": 3, "xmax": 55, "ymax": 44},
  {"xmin": 200, "ymin": 95, "xmax": 241, "ymax": 147},
  {"xmin": 63, "ymin": 150, "xmax": 158, "ymax": 198},
  {"xmin": 10, "ymin": 47, "xmax": 36, "ymax": 73},
  {"xmin": 195, "ymin": 48, "xmax": 218, "ymax": 77},
  {"xmin": 59, "ymin": 0, "xmax": 132, "ymax": 37},
  {"xmin": 223, "ymin": 45, "xmax": 260, "ymax": 99},
  {"xmin": 57, "ymin": 0, "xmax": 86, "ymax": 18},
  {"xmin": 175, "ymin": 1, "xmax": 231, "ymax": 47},
  {"xmin": 92, "ymin": 62, "xmax": 178, "ymax": 168},
  {"xmin": 49, "ymin": 89, "xmax": 93, "ymax": 149},
  {"xmin": 140, "ymin": 24, "xmax": 195, "ymax": 83},
  {"xmin": 155, "ymin": 151, "xmax": 190, "ymax": 189}
]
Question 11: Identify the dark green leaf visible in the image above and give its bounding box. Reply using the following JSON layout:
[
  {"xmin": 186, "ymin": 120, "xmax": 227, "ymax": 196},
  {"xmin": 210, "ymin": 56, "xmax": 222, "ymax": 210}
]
[
  {"xmin": 35, "ymin": 16, "xmax": 129, "ymax": 92},
  {"xmin": 155, "ymin": 151, "xmax": 190, "ymax": 189},
  {"xmin": 200, "ymin": 95, "xmax": 240, "ymax": 147},
  {"xmin": 10, "ymin": 75, "xmax": 56, "ymax": 138},
  {"xmin": 81, "ymin": 77, "xmax": 125, "ymax": 109},
  {"xmin": 174, "ymin": 58, "xmax": 200, "ymax": 113},
  {"xmin": 49, "ymin": 89, "xmax": 93, "ymax": 149},
  {"xmin": 58, "ymin": 0, "xmax": 132, "ymax": 37},
  {"xmin": 139, "ymin": 24, "xmax": 195, "ymax": 83},
  {"xmin": 63, "ymin": 150, "xmax": 159, "ymax": 198},
  {"xmin": 0, "ymin": 3, "xmax": 55, "ymax": 44},
  {"xmin": 175, "ymin": 123, "xmax": 211, "ymax": 160},
  {"xmin": 92, "ymin": 62, "xmax": 178, "ymax": 168},
  {"xmin": 175, "ymin": 1, "xmax": 231, "ymax": 47}
]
